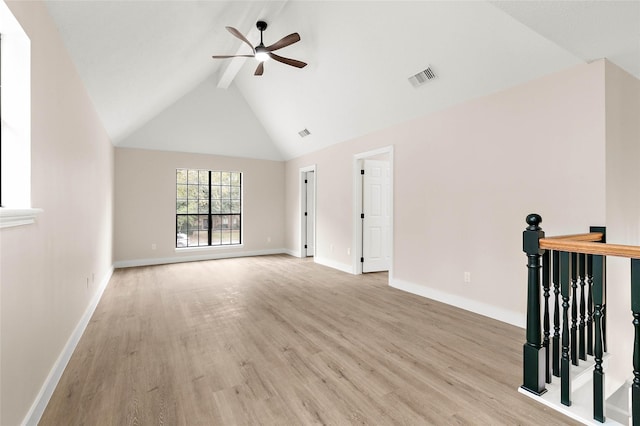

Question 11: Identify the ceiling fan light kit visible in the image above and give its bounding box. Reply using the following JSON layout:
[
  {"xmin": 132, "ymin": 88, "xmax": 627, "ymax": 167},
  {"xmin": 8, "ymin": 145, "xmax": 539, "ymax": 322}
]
[
  {"xmin": 212, "ymin": 20, "xmax": 307, "ymax": 76},
  {"xmin": 254, "ymin": 47, "xmax": 270, "ymax": 62}
]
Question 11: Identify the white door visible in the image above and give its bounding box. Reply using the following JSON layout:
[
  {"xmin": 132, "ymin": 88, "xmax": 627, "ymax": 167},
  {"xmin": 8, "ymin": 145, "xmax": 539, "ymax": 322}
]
[
  {"xmin": 304, "ymin": 171, "xmax": 315, "ymax": 257},
  {"xmin": 362, "ymin": 160, "xmax": 390, "ymax": 272}
]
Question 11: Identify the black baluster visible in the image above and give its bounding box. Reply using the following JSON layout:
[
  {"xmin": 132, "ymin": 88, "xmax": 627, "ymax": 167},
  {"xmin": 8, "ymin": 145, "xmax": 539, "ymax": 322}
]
[
  {"xmin": 560, "ymin": 251, "xmax": 571, "ymax": 406},
  {"xmin": 591, "ymin": 226, "xmax": 607, "ymax": 356},
  {"xmin": 553, "ymin": 250, "xmax": 561, "ymax": 377},
  {"xmin": 579, "ymin": 253, "xmax": 587, "ymax": 361},
  {"xmin": 543, "ymin": 250, "xmax": 551, "ymax": 384},
  {"xmin": 630, "ymin": 259, "xmax": 640, "ymax": 426},
  {"xmin": 587, "ymin": 253, "xmax": 594, "ymax": 356},
  {"xmin": 603, "ymin": 293, "xmax": 608, "ymax": 354},
  {"xmin": 571, "ymin": 252, "xmax": 579, "ymax": 366},
  {"xmin": 522, "ymin": 214, "xmax": 546, "ymax": 395},
  {"xmin": 592, "ymin": 254, "xmax": 605, "ymax": 422}
]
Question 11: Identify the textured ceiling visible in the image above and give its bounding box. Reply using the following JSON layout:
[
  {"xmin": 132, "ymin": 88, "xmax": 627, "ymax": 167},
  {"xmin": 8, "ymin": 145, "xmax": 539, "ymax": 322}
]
[{"xmin": 43, "ymin": 0, "xmax": 640, "ymax": 161}]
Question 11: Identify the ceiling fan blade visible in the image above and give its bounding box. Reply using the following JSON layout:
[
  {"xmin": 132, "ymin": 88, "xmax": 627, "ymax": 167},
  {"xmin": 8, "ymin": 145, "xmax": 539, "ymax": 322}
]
[
  {"xmin": 265, "ymin": 33, "xmax": 301, "ymax": 52},
  {"xmin": 225, "ymin": 26, "xmax": 255, "ymax": 53},
  {"xmin": 255, "ymin": 62, "xmax": 264, "ymax": 76},
  {"xmin": 268, "ymin": 52, "xmax": 307, "ymax": 69},
  {"xmin": 212, "ymin": 54, "xmax": 254, "ymax": 59}
]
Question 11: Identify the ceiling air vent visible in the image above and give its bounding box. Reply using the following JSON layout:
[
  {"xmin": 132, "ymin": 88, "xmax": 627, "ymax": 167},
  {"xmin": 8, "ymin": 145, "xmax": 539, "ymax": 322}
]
[
  {"xmin": 298, "ymin": 128, "xmax": 311, "ymax": 138},
  {"xmin": 408, "ymin": 66, "xmax": 437, "ymax": 88}
]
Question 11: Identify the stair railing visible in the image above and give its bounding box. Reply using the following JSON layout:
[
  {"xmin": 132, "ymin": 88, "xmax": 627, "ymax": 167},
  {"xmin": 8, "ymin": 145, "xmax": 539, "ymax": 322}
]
[{"xmin": 521, "ymin": 213, "xmax": 640, "ymax": 424}]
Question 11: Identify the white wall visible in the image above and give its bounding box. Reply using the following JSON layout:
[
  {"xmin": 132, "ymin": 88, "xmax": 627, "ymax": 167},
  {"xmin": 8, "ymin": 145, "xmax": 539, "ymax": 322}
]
[
  {"xmin": 0, "ymin": 1, "xmax": 114, "ymax": 424},
  {"xmin": 114, "ymin": 148, "xmax": 285, "ymax": 266},
  {"xmin": 285, "ymin": 61, "xmax": 607, "ymax": 326},
  {"xmin": 603, "ymin": 60, "xmax": 640, "ymax": 391}
]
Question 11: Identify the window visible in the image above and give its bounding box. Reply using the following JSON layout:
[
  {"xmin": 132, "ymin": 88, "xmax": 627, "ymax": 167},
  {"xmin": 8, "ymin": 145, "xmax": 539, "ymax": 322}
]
[
  {"xmin": 0, "ymin": 1, "xmax": 41, "ymax": 228},
  {"xmin": 176, "ymin": 169, "xmax": 242, "ymax": 248}
]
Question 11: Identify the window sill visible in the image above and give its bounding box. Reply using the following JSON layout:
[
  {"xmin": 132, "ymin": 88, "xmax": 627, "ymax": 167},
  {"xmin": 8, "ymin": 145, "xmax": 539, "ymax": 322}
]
[
  {"xmin": 175, "ymin": 244, "xmax": 243, "ymax": 252},
  {"xmin": 0, "ymin": 207, "xmax": 43, "ymax": 229}
]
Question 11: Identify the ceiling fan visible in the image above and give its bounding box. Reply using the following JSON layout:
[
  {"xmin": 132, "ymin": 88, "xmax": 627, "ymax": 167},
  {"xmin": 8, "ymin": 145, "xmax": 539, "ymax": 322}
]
[{"xmin": 212, "ymin": 21, "xmax": 307, "ymax": 76}]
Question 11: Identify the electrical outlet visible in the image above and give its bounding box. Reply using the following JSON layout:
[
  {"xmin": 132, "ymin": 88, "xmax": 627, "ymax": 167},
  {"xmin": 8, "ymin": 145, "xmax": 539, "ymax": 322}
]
[
  {"xmin": 347, "ymin": 248, "xmax": 351, "ymax": 255},
  {"xmin": 464, "ymin": 272, "xmax": 471, "ymax": 283},
  {"xmin": 267, "ymin": 236, "xmax": 271, "ymax": 243},
  {"xmin": 151, "ymin": 243, "xmax": 157, "ymax": 250}
]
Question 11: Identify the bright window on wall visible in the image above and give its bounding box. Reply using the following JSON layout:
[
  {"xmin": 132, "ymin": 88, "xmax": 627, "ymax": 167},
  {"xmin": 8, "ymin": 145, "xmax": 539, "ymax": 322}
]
[
  {"xmin": 176, "ymin": 169, "xmax": 242, "ymax": 248},
  {"xmin": 0, "ymin": 1, "xmax": 41, "ymax": 229}
]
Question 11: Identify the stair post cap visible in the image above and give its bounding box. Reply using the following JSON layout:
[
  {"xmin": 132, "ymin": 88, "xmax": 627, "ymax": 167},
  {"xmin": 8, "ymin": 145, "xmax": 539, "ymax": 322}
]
[{"xmin": 526, "ymin": 214, "xmax": 542, "ymax": 230}]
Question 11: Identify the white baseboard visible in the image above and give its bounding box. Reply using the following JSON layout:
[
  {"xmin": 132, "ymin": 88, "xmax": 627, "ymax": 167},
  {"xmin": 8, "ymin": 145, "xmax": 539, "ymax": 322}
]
[
  {"xmin": 283, "ymin": 248, "xmax": 300, "ymax": 258},
  {"xmin": 113, "ymin": 248, "xmax": 287, "ymax": 268},
  {"xmin": 390, "ymin": 278, "xmax": 525, "ymax": 328},
  {"xmin": 21, "ymin": 267, "xmax": 114, "ymax": 426},
  {"xmin": 314, "ymin": 256, "xmax": 354, "ymax": 274}
]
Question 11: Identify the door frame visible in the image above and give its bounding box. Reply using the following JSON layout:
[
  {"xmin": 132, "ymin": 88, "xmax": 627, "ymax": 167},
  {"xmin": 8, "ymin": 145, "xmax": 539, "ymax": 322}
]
[
  {"xmin": 352, "ymin": 146, "xmax": 394, "ymax": 276},
  {"xmin": 299, "ymin": 164, "xmax": 317, "ymax": 258}
]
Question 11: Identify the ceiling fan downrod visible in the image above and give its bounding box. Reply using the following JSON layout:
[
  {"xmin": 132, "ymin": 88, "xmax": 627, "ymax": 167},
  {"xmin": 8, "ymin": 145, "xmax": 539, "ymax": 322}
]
[
  {"xmin": 254, "ymin": 21, "xmax": 270, "ymax": 63},
  {"xmin": 256, "ymin": 20, "xmax": 268, "ymax": 38}
]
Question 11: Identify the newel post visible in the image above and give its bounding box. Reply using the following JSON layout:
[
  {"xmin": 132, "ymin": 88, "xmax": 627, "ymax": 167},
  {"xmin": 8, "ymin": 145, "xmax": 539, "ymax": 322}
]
[{"xmin": 522, "ymin": 213, "xmax": 547, "ymax": 395}]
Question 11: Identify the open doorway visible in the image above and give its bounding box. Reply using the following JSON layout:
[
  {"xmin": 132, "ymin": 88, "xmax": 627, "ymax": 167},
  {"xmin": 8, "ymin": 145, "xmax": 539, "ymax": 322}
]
[
  {"xmin": 353, "ymin": 147, "xmax": 393, "ymax": 275},
  {"xmin": 300, "ymin": 165, "xmax": 316, "ymax": 258}
]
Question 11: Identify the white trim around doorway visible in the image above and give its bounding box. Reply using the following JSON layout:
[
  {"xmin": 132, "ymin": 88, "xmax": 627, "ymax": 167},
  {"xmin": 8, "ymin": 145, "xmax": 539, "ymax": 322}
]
[
  {"xmin": 299, "ymin": 164, "xmax": 317, "ymax": 259},
  {"xmin": 352, "ymin": 146, "xmax": 394, "ymax": 278}
]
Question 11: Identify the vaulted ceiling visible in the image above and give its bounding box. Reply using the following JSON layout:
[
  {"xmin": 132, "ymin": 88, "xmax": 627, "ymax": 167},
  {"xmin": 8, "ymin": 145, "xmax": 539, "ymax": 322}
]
[{"xmin": 44, "ymin": 0, "xmax": 640, "ymax": 161}]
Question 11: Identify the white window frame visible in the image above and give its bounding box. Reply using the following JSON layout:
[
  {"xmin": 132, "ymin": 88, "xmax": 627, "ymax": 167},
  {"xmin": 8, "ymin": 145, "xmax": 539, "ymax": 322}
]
[
  {"xmin": 0, "ymin": 1, "xmax": 41, "ymax": 228},
  {"xmin": 175, "ymin": 169, "xmax": 243, "ymax": 248}
]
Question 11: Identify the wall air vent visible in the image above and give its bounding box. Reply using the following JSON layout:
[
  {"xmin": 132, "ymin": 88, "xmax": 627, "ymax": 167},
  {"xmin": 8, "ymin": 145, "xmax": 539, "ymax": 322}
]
[
  {"xmin": 298, "ymin": 128, "xmax": 311, "ymax": 138},
  {"xmin": 408, "ymin": 66, "xmax": 437, "ymax": 88}
]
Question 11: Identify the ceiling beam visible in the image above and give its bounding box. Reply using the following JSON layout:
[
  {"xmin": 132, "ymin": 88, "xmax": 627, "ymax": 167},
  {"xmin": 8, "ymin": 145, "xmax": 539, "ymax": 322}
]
[{"xmin": 216, "ymin": 29, "xmax": 256, "ymax": 89}]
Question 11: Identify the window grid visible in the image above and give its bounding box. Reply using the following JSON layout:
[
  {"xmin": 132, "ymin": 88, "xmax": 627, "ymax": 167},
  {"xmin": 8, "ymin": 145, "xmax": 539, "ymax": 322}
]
[{"xmin": 176, "ymin": 169, "xmax": 241, "ymax": 248}]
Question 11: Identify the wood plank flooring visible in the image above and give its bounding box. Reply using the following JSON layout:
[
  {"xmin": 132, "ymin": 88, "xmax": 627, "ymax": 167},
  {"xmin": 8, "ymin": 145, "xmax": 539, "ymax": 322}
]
[{"xmin": 40, "ymin": 254, "xmax": 575, "ymax": 425}]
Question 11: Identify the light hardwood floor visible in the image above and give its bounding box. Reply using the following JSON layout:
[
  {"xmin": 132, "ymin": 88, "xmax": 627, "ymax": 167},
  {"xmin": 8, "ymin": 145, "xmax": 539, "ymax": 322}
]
[{"xmin": 40, "ymin": 255, "xmax": 575, "ymax": 425}]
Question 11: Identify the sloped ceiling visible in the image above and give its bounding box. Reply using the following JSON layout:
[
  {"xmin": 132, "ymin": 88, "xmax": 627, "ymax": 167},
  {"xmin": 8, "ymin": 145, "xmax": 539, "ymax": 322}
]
[
  {"xmin": 121, "ymin": 79, "xmax": 283, "ymax": 160},
  {"xmin": 492, "ymin": 0, "xmax": 640, "ymax": 78},
  {"xmin": 43, "ymin": 0, "xmax": 640, "ymax": 161}
]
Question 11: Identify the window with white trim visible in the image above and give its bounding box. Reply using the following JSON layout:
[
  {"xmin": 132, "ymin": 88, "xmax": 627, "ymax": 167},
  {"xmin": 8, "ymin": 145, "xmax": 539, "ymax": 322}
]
[
  {"xmin": 176, "ymin": 169, "xmax": 242, "ymax": 248},
  {"xmin": 0, "ymin": 1, "xmax": 40, "ymax": 228}
]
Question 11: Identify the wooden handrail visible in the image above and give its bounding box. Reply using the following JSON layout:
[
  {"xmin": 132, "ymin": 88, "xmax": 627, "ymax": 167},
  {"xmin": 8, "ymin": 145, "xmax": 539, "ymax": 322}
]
[
  {"xmin": 540, "ymin": 238, "xmax": 640, "ymax": 259},
  {"xmin": 545, "ymin": 232, "xmax": 604, "ymax": 242}
]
